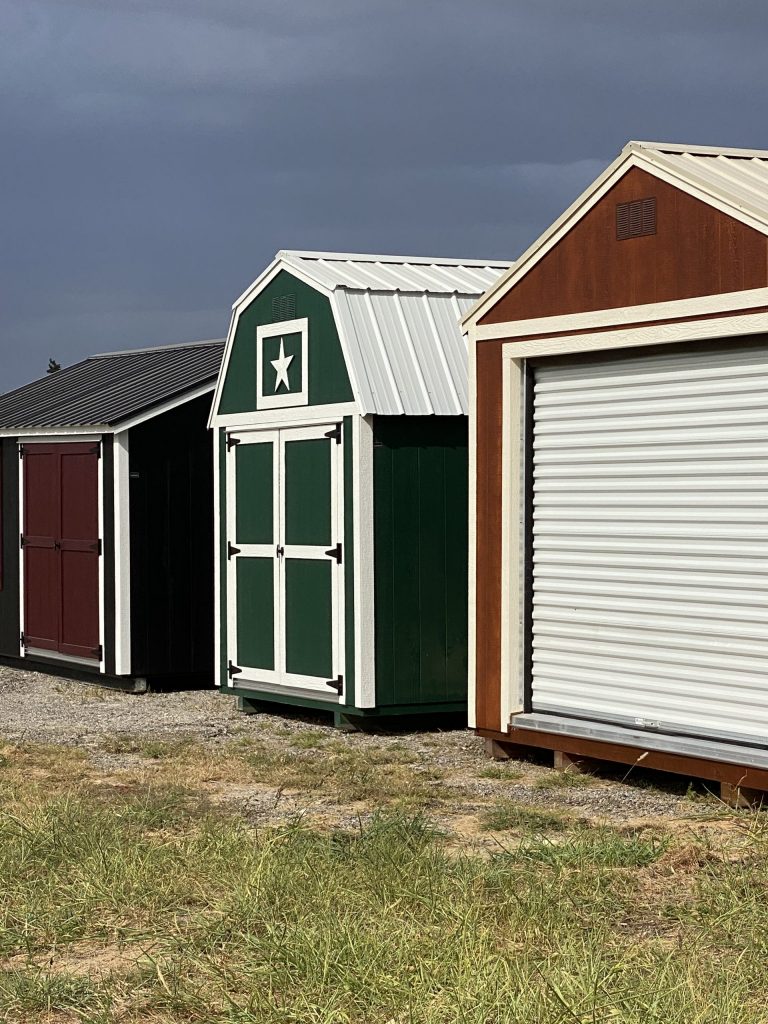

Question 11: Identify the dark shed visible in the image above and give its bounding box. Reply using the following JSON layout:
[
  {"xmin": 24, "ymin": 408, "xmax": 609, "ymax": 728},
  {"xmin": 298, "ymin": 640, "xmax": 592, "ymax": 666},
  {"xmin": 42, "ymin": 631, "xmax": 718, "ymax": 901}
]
[{"xmin": 0, "ymin": 339, "xmax": 224, "ymax": 688}]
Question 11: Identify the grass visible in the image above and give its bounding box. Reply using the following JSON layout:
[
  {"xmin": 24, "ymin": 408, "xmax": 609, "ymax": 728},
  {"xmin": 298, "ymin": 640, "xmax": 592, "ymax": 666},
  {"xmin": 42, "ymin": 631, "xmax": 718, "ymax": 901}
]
[
  {"xmin": 1, "ymin": 739, "xmax": 768, "ymax": 1022},
  {"xmin": 480, "ymin": 799, "xmax": 566, "ymax": 832},
  {"xmin": 479, "ymin": 764, "xmax": 525, "ymax": 781},
  {"xmin": 533, "ymin": 767, "xmax": 597, "ymax": 790}
]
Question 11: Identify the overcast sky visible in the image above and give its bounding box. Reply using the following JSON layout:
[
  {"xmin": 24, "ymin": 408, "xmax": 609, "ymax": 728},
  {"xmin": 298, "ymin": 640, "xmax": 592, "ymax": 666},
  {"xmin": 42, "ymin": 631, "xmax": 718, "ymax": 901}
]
[{"xmin": 2, "ymin": 1, "xmax": 767, "ymax": 388}]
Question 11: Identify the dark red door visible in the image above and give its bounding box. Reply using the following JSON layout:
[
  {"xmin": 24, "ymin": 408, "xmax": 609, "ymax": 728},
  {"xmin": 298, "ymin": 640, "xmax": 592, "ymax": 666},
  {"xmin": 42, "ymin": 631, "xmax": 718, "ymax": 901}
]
[{"xmin": 23, "ymin": 443, "xmax": 101, "ymax": 660}]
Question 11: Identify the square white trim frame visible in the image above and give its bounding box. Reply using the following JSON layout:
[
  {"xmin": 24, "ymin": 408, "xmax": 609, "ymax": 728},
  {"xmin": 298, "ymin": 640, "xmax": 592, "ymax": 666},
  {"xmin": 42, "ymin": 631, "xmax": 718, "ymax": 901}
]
[{"xmin": 256, "ymin": 317, "xmax": 309, "ymax": 410}]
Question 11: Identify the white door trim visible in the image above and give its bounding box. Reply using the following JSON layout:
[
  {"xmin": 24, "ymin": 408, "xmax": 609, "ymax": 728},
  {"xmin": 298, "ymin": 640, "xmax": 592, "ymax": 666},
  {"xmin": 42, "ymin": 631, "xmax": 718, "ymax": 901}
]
[
  {"xmin": 353, "ymin": 415, "xmax": 375, "ymax": 708},
  {"xmin": 497, "ymin": 307, "xmax": 768, "ymax": 731}
]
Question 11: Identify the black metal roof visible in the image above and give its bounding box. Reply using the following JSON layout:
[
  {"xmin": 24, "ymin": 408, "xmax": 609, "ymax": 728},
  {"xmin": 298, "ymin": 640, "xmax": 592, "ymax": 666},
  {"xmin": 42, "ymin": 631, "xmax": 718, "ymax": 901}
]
[{"xmin": 0, "ymin": 339, "xmax": 225, "ymax": 429}]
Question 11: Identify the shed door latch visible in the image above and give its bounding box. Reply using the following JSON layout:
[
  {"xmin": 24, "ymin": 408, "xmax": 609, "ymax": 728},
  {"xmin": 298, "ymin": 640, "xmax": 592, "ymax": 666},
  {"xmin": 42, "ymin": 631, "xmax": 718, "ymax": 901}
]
[
  {"xmin": 324, "ymin": 543, "xmax": 342, "ymax": 564},
  {"xmin": 324, "ymin": 423, "xmax": 342, "ymax": 444},
  {"xmin": 325, "ymin": 675, "xmax": 343, "ymax": 693},
  {"xmin": 228, "ymin": 660, "xmax": 243, "ymax": 678}
]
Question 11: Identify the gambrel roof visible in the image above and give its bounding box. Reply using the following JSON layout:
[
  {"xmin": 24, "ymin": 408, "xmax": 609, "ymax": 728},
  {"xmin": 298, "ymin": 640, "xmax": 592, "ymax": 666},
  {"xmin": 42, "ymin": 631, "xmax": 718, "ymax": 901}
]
[
  {"xmin": 462, "ymin": 140, "xmax": 768, "ymax": 328},
  {"xmin": 0, "ymin": 339, "xmax": 225, "ymax": 431},
  {"xmin": 214, "ymin": 251, "xmax": 513, "ymax": 419}
]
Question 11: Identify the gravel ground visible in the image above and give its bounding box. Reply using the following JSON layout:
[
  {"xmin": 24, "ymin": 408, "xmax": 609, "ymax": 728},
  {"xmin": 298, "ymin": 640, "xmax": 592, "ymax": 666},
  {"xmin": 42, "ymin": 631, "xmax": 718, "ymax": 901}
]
[{"xmin": 0, "ymin": 663, "xmax": 719, "ymax": 830}]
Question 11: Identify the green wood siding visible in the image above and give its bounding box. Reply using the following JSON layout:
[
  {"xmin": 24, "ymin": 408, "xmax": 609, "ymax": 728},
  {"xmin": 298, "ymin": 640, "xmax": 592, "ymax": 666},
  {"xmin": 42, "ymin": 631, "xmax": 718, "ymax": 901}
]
[
  {"xmin": 373, "ymin": 416, "xmax": 468, "ymax": 708},
  {"xmin": 218, "ymin": 270, "xmax": 353, "ymax": 414}
]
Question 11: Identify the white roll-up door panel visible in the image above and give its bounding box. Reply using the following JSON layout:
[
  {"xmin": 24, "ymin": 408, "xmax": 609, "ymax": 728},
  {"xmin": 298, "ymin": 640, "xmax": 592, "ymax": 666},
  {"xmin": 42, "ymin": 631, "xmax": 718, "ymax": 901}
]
[{"xmin": 532, "ymin": 342, "xmax": 768, "ymax": 747}]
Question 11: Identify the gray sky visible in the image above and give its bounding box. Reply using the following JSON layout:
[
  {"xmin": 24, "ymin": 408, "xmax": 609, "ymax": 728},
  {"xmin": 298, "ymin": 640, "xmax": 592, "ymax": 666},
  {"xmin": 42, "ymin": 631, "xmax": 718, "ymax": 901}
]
[{"xmin": 2, "ymin": 0, "xmax": 767, "ymax": 389}]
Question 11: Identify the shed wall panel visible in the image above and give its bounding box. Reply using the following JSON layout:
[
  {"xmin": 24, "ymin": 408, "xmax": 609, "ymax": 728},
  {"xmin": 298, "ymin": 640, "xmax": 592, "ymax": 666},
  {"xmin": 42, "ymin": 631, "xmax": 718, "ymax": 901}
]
[
  {"xmin": 373, "ymin": 416, "xmax": 468, "ymax": 709},
  {"xmin": 0, "ymin": 440, "xmax": 20, "ymax": 656}
]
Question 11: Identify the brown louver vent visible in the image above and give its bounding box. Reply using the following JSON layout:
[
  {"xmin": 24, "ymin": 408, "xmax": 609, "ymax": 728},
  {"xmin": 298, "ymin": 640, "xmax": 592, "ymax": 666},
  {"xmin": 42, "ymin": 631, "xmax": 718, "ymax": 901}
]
[
  {"xmin": 271, "ymin": 294, "xmax": 296, "ymax": 322},
  {"xmin": 616, "ymin": 197, "xmax": 657, "ymax": 240}
]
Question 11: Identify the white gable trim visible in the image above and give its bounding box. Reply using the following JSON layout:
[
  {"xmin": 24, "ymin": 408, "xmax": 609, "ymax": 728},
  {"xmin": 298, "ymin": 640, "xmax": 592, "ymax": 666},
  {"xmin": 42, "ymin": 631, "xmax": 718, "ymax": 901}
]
[{"xmin": 462, "ymin": 145, "xmax": 768, "ymax": 330}]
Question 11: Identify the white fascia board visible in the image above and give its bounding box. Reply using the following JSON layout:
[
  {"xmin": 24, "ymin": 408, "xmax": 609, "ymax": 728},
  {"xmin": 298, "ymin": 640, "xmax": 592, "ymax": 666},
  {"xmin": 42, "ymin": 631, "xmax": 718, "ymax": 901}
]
[
  {"xmin": 0, "ymin": 425, "xmax": 109, "ymax": 438},
  {"xmin": 476, "ymin": 286, "xmax": 768, "ymax": 342},
  {"xmin": 461, "ymin": 149, "xmax": 637, "ymax": 330}
]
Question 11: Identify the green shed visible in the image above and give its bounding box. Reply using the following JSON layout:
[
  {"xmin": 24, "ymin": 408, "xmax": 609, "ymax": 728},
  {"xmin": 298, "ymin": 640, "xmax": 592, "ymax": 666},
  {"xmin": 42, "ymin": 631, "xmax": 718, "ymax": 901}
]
[{"xmin": 209, "ymin": 250, "xmax": 511, "ymax": 724}]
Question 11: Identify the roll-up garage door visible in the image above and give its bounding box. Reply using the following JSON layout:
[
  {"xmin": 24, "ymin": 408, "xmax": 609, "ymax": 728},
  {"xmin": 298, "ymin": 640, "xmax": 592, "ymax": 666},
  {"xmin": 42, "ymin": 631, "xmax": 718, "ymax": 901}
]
[{"xmin": 532, "ymin": 342, "xmax": 768, "ymax": 748}]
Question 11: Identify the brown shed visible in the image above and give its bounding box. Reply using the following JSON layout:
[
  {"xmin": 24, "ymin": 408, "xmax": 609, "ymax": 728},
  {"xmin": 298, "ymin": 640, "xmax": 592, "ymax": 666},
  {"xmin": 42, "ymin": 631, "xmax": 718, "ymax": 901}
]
[{"xmin": 463, "ymin": 141, "xmax": 768, "ymax": 796}]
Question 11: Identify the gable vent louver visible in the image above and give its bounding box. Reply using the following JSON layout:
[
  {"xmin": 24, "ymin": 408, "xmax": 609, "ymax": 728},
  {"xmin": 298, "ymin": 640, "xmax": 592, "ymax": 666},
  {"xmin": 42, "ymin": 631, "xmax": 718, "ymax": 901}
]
[
  {"xmin": 616, "ymin": 197, "xmax": 657, "ymax": 240},
  {"xmin": 272, "ymin": 294, "xmax": 296, "ymax": 322}
]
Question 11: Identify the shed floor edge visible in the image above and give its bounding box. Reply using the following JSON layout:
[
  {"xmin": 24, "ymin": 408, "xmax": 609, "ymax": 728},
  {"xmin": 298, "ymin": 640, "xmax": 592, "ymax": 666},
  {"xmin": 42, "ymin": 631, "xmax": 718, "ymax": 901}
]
[{"xmin": 477, "ymin": 726, "xmax": 768, "ymax": 791}]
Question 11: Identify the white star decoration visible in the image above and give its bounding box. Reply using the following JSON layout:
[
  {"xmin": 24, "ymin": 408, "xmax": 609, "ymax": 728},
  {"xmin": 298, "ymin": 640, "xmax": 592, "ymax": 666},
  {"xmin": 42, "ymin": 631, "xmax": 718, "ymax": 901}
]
[{"xmin": 270, "ymin": 337, "xmax": 294, "ymax": 392}]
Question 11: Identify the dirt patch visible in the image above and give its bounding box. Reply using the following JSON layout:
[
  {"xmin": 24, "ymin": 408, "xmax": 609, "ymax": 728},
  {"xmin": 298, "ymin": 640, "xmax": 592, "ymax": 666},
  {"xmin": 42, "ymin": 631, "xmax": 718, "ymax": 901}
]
[{"xmin": 3, "ymin": 942, "xmax": 147, "ymax": 978}]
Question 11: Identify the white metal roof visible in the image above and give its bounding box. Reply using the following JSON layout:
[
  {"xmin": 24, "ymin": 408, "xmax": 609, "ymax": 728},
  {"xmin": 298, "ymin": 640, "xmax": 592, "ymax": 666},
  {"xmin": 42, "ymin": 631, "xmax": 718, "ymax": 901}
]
[
  {"xmin": 463, "ymin": 140, "xmax": 768, "ymax": 328},
  {"xmin": 220, "ymin": 251, "xmax": 512, "ymax": 418}
]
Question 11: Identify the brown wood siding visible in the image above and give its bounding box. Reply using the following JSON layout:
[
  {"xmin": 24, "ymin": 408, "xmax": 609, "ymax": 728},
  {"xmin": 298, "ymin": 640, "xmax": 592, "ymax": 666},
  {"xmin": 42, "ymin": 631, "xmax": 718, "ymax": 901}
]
[
  {"xmin": 474, "ymin": 164, "xmax": 768, "ymax": 732},
  {"xmin": 474, "ymin": 341, "xmax": 503, "ymax": 729},
  {"xmin": 481, "ymin": 166, "xmax": 768, "ymax": 324}
]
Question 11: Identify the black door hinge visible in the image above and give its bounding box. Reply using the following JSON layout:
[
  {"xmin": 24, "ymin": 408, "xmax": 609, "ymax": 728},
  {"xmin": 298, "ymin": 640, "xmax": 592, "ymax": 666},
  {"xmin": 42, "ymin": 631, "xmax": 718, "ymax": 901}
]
[
  {"xmin": 228, "ymin": 660, "xmax": 243, "ymax": 678},
  {"xmin": 324, "ymin": 423, "xmax": 342, "ymax": 444},
  {"xmin": 19, "ymin": 632, "xmax": 25, "ymax": 647},
  {"xmin": 18, "ymin": 445, "xmax": 24, "ymax": 460},
  {"xmin": 325, "ymin": 675, "xmax": 343, "ymax": 694},
  {"xmin": 226, "ymin": 435, "xmax": 241, "ymax": 451},
  {"xmin": 19, "ymin": 534, "xmax": 25, "ymax": 549},
  {"xmin": 90, "ymin": 645, "xmax": 103, "ymax": 659},
  {"xmin": 227, "ymin": 541, "xmax": 241, "ymax": 560},
  {"xmin": 324, "ymin": 542, "xmax": 342, "ymax": 564},
  {"xmin": 90, "ymin": 539, "xmax": 102, "ymax": 555},
  {"xmin": 89, "ymin": 443, "xmax": 101, "ymax": 458}
]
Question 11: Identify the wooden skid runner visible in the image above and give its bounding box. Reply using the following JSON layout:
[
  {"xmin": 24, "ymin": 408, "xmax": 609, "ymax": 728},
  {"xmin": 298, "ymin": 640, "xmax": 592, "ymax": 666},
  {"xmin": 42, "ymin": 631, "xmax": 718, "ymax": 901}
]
[{"xmin": 478, "ymin": 727, "xmax": 768, "ymax": 798}]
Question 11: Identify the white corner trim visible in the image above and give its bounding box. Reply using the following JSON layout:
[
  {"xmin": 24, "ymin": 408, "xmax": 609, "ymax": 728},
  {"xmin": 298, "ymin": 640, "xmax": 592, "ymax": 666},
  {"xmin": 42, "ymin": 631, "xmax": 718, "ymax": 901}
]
[
  {"xmin": 503, "ymin": 309, "xmax": 768, "ymax": 360},
  {"xmin": 97, "ymin": 445, "xmax": 106, "ymax": 673},
  {"xmin": 256, "ymin": 317, "xmax": 309, "ymax": 410},
  {"xmin": 113, "ymin": 431, "xmax": 131, "ymax": 676},
  {"xmin": 213, "ymin": 428, "xmax": 222, "ymax": 689},
  {"xmin": 466, "ymin": 327, "xmax": 477, "ymax": 728},
  {"xmin": 476, "ymin": 286, "xmax": 768, "ymax": 342},
  {"xmin": 353, "ymin": 414, "xmax": 376, "ymax": 708},
  {"xmin": 500, "ymin": 352, "xmax": 526, "ymax": 730}
]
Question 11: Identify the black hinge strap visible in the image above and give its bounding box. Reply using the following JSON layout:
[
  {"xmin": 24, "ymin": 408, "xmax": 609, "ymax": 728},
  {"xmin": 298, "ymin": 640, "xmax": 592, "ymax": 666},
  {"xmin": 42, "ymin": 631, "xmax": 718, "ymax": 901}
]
[
  {"xmin": 226, "ymin": 435, "xmax": 241, "ymax": 451},
  {"xmin": 325, "ymin": 675, "xmax": 343, "ymax": 693},
  {"xmin": 89, "ymin": 443, "xmax": 101, "ymax": 458},
  {"xmin": 228, "ymin": 660, "xmax": 243, "ymax": 678},
  {"xmin": 18, "ymin": 445, "xmax": 24, "ymax": 460},
  {"xmin": 324, "ymin": 423, "xmax": 342, "ymax": 444},
  {"xmin": 324, "ymin": 542, "xmax": 342, "ymax": 564},
  {"xmin": 19, "ymin": 534, "xmax": 24, "ymax": 549},
  {"xmin": 227, "ymin": 541, "xmax": 241, "ymax": 560}
]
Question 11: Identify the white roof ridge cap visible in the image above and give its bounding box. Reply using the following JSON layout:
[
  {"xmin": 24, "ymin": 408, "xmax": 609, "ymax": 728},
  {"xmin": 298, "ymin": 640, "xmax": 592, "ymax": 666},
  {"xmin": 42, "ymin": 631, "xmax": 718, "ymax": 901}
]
[
  {"xmin": 629, "ymin": 140, "xmax": 768, "ymax": 159},
  {"xmin": 280, "ymin": 248, "xmax": 513, "ymax": 267}
]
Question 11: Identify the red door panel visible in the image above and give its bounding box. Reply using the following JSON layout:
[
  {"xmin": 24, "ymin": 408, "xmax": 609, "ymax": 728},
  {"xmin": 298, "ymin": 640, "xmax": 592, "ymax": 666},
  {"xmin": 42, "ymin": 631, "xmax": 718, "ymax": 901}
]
[
  {"xmin": 59, "ymin": 450, "xmax": 100, "ymax": 658},
  {"xmin": 23, "ymin": 443, "xmax": 101, "ymax": 661},
  {"xmin": 23, "ymin": 450, "xmax": 60, "ymax": 651}
]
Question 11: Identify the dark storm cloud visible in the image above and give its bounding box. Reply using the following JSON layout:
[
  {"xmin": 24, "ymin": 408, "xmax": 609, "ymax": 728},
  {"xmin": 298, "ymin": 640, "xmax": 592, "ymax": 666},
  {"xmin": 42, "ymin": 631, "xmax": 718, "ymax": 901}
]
[{"xmin": 2, "ymin": 0, "xmax": 768, "ymax": 386}]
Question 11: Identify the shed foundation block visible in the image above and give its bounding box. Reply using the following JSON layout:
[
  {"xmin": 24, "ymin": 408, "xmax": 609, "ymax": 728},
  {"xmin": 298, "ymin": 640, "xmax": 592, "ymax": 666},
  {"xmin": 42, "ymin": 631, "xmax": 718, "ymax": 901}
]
[{"xmin": 554, "ymin": 750, "xmax": 596, "ymax": 774}]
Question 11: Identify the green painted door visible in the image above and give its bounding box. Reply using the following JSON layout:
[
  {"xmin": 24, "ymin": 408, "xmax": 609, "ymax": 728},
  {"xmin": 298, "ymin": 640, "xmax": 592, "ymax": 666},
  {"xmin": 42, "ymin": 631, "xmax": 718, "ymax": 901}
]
[{"xmin": 227, "ymin": 424, "xmax": 344, "ymax": 697}]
